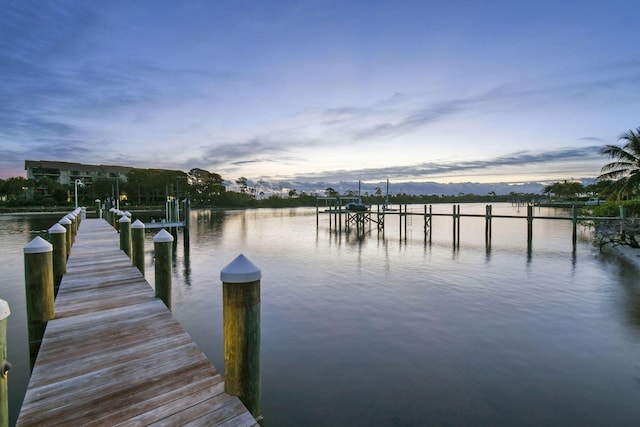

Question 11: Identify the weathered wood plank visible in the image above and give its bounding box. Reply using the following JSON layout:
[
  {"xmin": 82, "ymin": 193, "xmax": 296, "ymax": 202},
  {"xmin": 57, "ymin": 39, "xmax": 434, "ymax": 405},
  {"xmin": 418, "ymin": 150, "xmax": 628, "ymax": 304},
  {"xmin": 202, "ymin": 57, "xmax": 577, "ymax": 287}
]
[{"xmin": 17, "ymin": 218, "xmax": 256, "ymax": 427}]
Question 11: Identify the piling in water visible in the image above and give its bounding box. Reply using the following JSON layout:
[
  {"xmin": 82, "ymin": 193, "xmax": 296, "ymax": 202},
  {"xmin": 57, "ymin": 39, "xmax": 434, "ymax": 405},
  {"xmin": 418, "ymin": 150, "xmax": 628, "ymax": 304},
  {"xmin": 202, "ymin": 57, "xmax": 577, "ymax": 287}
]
[
  {"xmin": 153, "ymin": 229, "xmax": 173, "ymax": 309},
  {"xmin": 119, "ymin": 215, "xmax": 132, "ymax": 257},
  {"xmin": 48, "ymin": 223, "xmax": 67, "ymax": 296},
  {"xmin": 527, "ymin": 205, "xmax": 533, "ymax": 251},
  {"xmin": 66, "ymin": 213, "xmax": 77, "ymax": 243},
  {"xmin": 221, "ymin": 254, "xmax": 262, "ymax": 422},
  {"xmin": 131, "ymin": 219, "xmax": 145, "ymax": 275},
  {"xmin": 183, "ymin": 198, "xmax": 190, "ymax": 250},
  {"xmin": 0, "ymin": 299, "xmax": 10, "ymax": 427},
  {"xmin": 58, "ymin": 216, "xmax": 72, "ymax": 258},
  {"xmin": 24, "ymin": 236, "xmax": 55, "ymax": 369},
  {"xmin": 485, "ymin": 204, "xmax": 492, "ymax": 246}
]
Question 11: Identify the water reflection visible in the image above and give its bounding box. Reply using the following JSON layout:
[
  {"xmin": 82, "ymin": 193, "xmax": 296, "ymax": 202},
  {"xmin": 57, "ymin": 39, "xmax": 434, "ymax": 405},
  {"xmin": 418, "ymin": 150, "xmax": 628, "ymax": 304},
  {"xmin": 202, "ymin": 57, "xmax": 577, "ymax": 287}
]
[
  {"xmin": 604, "ymin": 253, "xmax": 640, "ymax": 328},
  {"xmin": 5, "ymin": 206, "xmax": 640, "ymax": 426}
]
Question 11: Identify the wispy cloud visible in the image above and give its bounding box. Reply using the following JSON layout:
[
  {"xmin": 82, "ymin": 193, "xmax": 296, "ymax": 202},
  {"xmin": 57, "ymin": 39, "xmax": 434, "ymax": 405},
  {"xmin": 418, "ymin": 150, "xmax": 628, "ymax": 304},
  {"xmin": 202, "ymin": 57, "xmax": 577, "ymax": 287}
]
[{"xmin": 287, "ymin": 146, "xmax": 603, "ymax": 183}]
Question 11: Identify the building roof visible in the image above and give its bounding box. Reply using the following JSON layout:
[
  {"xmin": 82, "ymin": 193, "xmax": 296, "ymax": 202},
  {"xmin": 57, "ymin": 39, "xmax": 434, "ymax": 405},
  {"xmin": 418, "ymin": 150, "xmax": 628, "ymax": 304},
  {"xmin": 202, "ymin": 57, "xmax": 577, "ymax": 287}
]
[{"xmin": 25, "ymin": 160, "xmax": 133, "ymax": 174}]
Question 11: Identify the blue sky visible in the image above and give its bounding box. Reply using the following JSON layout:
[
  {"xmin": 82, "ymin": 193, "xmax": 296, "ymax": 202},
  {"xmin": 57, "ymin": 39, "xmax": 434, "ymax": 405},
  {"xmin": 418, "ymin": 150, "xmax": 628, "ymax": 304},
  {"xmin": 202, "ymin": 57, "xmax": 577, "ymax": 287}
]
[{"xmin": 1, "ymin": 0, "xmax": 639, "ymax": 194}]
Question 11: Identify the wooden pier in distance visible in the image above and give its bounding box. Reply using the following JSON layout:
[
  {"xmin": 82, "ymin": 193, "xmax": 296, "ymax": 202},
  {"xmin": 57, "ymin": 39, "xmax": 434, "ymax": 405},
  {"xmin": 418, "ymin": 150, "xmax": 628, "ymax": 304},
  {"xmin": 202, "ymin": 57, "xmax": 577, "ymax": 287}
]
[
  {"xmin": 316, "ymin": 202, "xmax": 623, "ymax": 249},
  {"xmin": 17, "ymin": 218, "xmax": 258, "ymax": 426}
]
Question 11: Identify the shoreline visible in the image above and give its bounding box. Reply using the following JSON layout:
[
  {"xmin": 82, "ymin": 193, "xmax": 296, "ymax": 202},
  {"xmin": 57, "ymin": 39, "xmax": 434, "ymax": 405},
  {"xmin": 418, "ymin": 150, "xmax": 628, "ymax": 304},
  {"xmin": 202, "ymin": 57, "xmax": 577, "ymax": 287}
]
[{"xmin": 602, "ymin": 244, "xmax": 640, "ymax": 269}]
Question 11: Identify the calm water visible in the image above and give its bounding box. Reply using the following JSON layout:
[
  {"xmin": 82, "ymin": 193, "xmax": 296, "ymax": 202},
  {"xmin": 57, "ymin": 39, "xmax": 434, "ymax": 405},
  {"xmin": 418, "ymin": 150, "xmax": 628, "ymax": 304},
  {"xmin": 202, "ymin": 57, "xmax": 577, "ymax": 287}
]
[{"xmin": 2, "ymin": 204, "xmax": 640, "ymax": 426}]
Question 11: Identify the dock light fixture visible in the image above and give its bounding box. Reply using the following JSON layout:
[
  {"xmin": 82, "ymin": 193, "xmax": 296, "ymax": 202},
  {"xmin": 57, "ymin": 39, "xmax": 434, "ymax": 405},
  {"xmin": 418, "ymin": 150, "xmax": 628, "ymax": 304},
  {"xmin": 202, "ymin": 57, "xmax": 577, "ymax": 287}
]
[{"xmin": 74, "ymin": 179, "xmax": 84, "ymax": 209}]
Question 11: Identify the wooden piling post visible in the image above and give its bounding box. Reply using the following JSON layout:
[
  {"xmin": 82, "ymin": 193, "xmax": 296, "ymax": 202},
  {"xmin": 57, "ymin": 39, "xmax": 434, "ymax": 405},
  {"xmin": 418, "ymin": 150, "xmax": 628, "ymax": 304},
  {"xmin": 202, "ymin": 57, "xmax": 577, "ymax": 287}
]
[
  {"xmin": 48, "ymin": 223, "xmax": 67, "ymax": 296},
  {"xmin": 109, "ymin": 208, "xmax": 116, "ymax": 227},
  {"xmin": 1, "ymin": 299, "xmax": 10, "ymax": 427},
  {"xmin": 153, "ymin": 229, "xmax": 173, "ymax": 309},
  {"xmin": 527, "ymin": 204, "xmax": 533, "ymax": 249},
  {"xmin": 221, "ymin": 254, "xmax": 262, "ymax": 423},
  {"xmin": 95, "ymin": 199, "xmax": 101, "ymax": 218},
  {"xmin": 572, "ymin": 206, "xmax": 578, "ymax": 248},
  {"xmin": 428, "ymin": 205, "xmax": 433, "ymax": 243},
  {"xmin": 58, "ymin": 216, "xmax": 72, "ymax": 258},
  {"xmin": 131, "ymin": 219, "xmax": 145, "ymax": 275},
  {"xmin": 65, "ymin": 213, "xmax": 77, "ymax": 243},
  {"xmin": 24, "ymin": 236, "xmax": 54, "ymax": 369},
  {"xmin": 485, "ymin": 204, "xmax": 492, "ymax": 245},
  {"xmin": 423, "ymin": 204, "xmax": 427, "ymax": 240},
  {"xmin": 183, "ymin": 198, "xmax": 190, "ymax": 250},
  {"xmin": 119, "ymin": 215, "xmax": 132, "ymax": 257},
  {"xmin": 456, "ymin": 205, "xmax": 461, "ymax": 246},
  {"xmin": 404, "ymin": 204, "xmax": 408, "ymax": 237},
  {"xmin": 115, "ymin": 211, "xmax": 122, "ymax": 232},
  {"xmin": 452, "ymin": 204, "xmax": 457, "ymax": 244}
]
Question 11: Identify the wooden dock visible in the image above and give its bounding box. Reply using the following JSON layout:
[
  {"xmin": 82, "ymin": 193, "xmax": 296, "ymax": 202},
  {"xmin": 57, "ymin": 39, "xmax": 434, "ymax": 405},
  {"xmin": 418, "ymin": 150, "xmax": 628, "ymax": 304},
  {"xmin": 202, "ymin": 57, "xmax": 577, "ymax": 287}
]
[{"xmin": 17, "ymin": 218, "xmax": 259, "ymax": 426}]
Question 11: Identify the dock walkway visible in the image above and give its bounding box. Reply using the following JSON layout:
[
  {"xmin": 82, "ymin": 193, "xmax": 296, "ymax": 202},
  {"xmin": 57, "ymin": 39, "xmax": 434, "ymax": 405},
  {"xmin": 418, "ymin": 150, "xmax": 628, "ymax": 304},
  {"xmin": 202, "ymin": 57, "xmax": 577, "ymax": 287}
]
[{"xmin": 17, "ymin": 218, "xmax": 258, "ymax": 426}]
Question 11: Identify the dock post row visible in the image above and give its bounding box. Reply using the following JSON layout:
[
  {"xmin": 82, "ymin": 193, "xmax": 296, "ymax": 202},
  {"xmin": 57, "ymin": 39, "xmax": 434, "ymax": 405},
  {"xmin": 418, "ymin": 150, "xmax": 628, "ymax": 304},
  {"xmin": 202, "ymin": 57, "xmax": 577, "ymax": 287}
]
[{"xmin": 17, "ymin": 209, "xmax": 261, "ymax": 426}]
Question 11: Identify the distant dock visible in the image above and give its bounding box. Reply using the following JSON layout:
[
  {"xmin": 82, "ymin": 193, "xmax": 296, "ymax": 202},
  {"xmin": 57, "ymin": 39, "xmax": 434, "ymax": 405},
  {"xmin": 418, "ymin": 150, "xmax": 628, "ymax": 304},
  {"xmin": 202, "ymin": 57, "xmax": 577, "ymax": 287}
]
[{"xmin": 316, "ymin": 201, "xmax": 623, "ymax": 249}]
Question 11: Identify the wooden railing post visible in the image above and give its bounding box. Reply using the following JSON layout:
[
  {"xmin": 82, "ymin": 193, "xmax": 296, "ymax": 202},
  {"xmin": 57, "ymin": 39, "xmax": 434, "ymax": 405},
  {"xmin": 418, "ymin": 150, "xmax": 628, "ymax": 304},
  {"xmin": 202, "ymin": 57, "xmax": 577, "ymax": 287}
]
[
  {"xmin": 24, "ymin": 236, "xmax": 55, "ymax": 369},
  {"xmin": 221, "ymin": 254, "xmax": 262, "ymax": 423},
  {"xmin": 153, "ymin": 229, "xmax": 173, "ymax": 309},
  {"xmin": 0, "ymin": 299, "xmax": 10, "ymax": 427},
  {"xmin": 48, "ymin": 223, "xmax": 67, "ymax": 296},
  {"xmin": 119, "ymin": 215, "xmax": 132, "ymax": 257},
  {"xmin": 131, "ymin": 219, "xmax": 145, "ymax": 275}
]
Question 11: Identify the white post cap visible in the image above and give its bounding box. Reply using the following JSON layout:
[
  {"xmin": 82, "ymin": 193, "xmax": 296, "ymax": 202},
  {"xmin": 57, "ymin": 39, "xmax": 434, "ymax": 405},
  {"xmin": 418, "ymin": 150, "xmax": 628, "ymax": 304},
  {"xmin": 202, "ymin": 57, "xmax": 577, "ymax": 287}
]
[
  {"xmin": 48, "ymin": 223, "xmax": 66, "ymax": 234},
  {"xmin": 24, "ymin": 236, "xmax": 53, "ymax": 254},
  {"xmin": 132, "ymin": 219, "xmax": 145, "ymax": 229},
  {"xmin": 153, "ymin": 228, "xmax": 174, "ymax": 243},
  {"xmin": 95, "ymin": 199, "xmax": 101, "ymax": 202},
  {"xmin": 109, "ymin": 208, "xmax": 116, "ymax": 212},
  {"xmin": 58, "ymin": 217, "xmax": 72, "ymax": 225},
  {"xmin": 118, "ymin": 215, "xmax": 131, "ymax": 223},
  {"xmin": 0, "ymin": 299, "xmax": 9, "ymax": 320},
  {"xmin": 123, "ymin": 211, "xmax": 131, "ymax": 217},
  {"xmin": 221, "ymin": 254, "xmax": 262, "ymax": 283},
  {"xmin": 66, "ymin": 213, "xmax": 76, "ymax": 220}
]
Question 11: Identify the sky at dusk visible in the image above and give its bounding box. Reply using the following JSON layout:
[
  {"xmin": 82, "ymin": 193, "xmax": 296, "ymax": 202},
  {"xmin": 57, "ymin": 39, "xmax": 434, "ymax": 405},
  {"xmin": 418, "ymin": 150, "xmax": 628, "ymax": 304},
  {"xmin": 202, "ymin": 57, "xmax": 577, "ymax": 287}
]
[{"xmin": 1, "ymin": 0, "xmax": 639, "ymax": 194}]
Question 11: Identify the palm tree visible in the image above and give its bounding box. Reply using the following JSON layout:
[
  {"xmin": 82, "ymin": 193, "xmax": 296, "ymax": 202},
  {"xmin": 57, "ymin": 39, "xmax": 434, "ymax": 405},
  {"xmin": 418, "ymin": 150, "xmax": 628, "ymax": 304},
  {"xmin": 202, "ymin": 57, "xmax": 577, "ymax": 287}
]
[{"xmin": 598, "ymin": 127, "xmax": 640, "ymax": 199}]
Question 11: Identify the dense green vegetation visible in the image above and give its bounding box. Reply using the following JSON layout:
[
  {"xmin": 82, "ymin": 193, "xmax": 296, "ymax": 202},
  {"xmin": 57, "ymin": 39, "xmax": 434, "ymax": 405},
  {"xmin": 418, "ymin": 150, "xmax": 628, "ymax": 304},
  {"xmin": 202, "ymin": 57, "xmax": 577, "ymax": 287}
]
[{"xmin": 598, "ymin": 127, "xmax": 640, "ymax": 200}]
